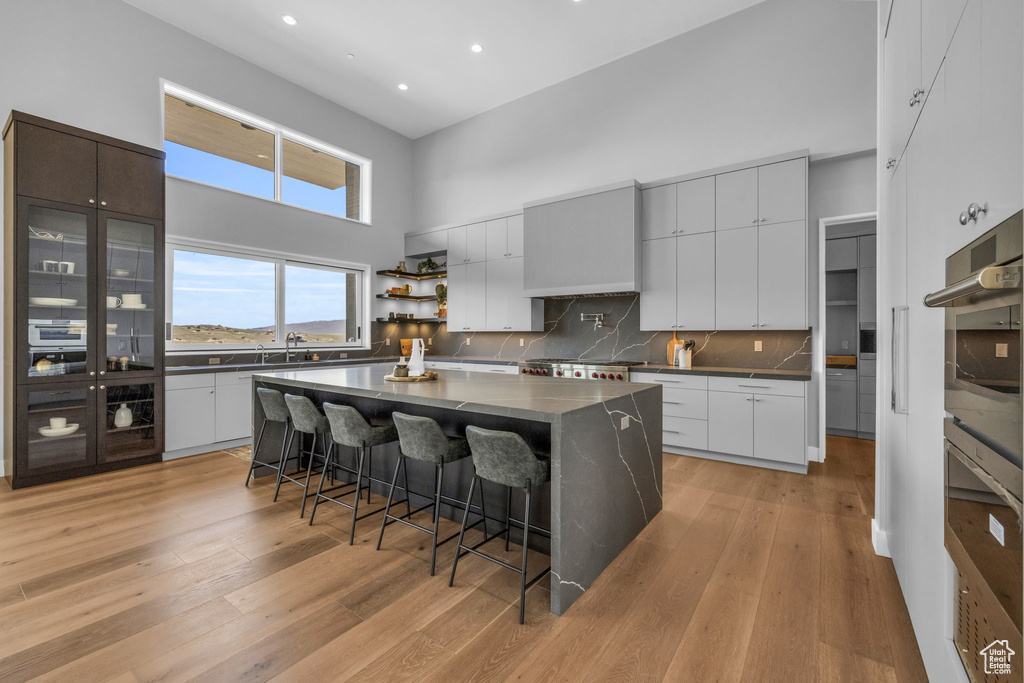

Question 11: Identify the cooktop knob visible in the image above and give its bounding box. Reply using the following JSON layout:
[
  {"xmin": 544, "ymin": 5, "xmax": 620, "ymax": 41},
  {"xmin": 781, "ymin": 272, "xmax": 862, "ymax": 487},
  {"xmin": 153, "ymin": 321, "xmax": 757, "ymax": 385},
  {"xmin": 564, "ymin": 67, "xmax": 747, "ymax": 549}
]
[
  {"xmin": 616, "ymin": 374, "xmax": 623, "ymax": 380},
  {"xmin": 556, "ymin": 370, "xmax": 563, "ymax": 376},
  {"xmin": 574, "ymin": 371, "xmax": 581, "ymax": 377},
  {"xmin": 600, "ymin": 373, "xmax": 607, "ymax": 379},
  {"xmin": 541, "ymin": 369, "xmax": 548, "ymax": 375},
  {"xmin": 522, "ymin": 368, "xmax": 528, "ymax": 374}
]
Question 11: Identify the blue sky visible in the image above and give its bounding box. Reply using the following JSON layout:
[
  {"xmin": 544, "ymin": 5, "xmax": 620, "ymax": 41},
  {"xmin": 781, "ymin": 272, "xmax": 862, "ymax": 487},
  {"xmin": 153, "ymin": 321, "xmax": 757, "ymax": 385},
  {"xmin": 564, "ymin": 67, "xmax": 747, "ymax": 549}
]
[
  {"xmin": 173, "ymin": 251, "xmax": 348, "ymax": 329},
  {"xmin": 165, "ymin": 141, "xmax": 349, "ymax": 216}
]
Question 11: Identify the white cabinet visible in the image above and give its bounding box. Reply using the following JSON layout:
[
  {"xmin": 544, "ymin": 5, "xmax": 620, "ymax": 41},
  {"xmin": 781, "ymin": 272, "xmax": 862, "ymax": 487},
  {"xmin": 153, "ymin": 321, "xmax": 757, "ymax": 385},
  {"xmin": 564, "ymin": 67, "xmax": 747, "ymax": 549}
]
[
  {"xmin": 405, "ymin": 230, "xmax": 447, "ymax": 259},
  {"xmin": 676, "ymin": 231, "xmax": 716, "ymax": 330},
  {"xmin": 485, "ymin": 257, "xmax": 541, "ymax": 331},
  {"xmin": 756, "ymin": 160, "xmax": 806, "ymax": 226},
  {"xmin": 448, "ymin": 222, "xmax": 487, "ymax": 264},
  {"xmin": 708, "ymin": 390, "xmax": 754, "ymax": 457},
  {"xmin": 715, "ymin": 168, "xmax": 758, "ymax": 231},
  {"xmin": 715, "ymin": 226, "xmax": 758, "ymax": 329},
  {"xmin": 642, "ymin": 185, "xmax": 676, "ymax": 240},
  {"xmin": 826, "ymin": 237, "xmax": 858, "ymax": 271},
  {"xmin": 757, "ymin": 220, "xmax": 807, "ymax": 329},
  {"xmin": 215, "ymin": 372, "xmax": 253, "ymax": 442},
  {"xmin": 506, "ymin": 214, "xmax": 524, "ymax": 258},
  {"xmin": 446, "ymin": 262, "xmax": 487, "ymax": 332},
  {"xmin": 676, "ymin": 176, "xmax": 715, "ymax": 235},
  {"xmin": 165, "ymin": 375, "xmax": 216, "ymax": 452},
  {"xmin": 753, "ymin": 394, "xmax": 806, "ymax": 465},
  {"xmin": 485, "ymin": 214, "xmax": 526, "ymax": 260},
  {"xmin": 707, "ymin": 378, "xmax": 806, "ymax": 464},
  {"xmin": 640, "ymin": 237, "xmax": 676, "ymax": 330}
]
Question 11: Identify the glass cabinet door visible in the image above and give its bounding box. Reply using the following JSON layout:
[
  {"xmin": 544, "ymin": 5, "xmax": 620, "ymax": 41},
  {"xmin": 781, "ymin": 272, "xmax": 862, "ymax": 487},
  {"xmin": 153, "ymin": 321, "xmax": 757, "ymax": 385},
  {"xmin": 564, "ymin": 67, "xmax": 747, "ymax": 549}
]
[
  {"xmin": 20, "ymin": 386, "xmax": 96, "ymax": 475},
  {"xmin": 98, "ymin": 380, "xmax": 161, "ymax": 463},
  {"xmin": 100, "ymin": 214, "xmax": 161, "ymax": 376},
  {"xmin": 23, "ymin": 201, "xmax": 95, "ymax": 381}
]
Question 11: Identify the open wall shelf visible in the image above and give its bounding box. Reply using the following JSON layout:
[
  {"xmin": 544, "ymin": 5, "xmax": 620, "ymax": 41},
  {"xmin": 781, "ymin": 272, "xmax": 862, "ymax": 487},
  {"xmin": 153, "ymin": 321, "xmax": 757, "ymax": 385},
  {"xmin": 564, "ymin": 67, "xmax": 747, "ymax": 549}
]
[
  {"xmin": 376, "ymin": 294, "xmax": 438, "ymax": 302},
  {"xmin": 376, "ymin": 269, "xmax": 447, "ymax": 281}
]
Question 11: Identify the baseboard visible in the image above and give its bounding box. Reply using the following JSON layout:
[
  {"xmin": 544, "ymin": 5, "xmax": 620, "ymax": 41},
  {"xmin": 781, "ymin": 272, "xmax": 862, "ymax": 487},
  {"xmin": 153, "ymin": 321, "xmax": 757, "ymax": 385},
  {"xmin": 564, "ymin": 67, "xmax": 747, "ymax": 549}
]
[
  {"xmin": 872, "ymin": 518, "xmax": 891, "ymax": 557},
  {"xmin": 663, "ymin": 445, "xmax": 808, "ymax": 474},
  {"xmin": 163, "ymin": 437, "xmax": 249, "ymax": 461},
  {"xmin": 807, "ymin": 446, "xmax": 822, "ymax": 463}
]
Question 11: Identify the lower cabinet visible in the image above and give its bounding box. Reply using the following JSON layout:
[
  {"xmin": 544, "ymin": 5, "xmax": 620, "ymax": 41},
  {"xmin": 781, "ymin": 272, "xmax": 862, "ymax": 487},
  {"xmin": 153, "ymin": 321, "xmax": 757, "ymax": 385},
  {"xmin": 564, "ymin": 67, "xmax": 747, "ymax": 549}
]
[
  {"xmin": 708, "ymin": 390, "xmax": 754, "ymax": 457},
  {"xmin": 751, "ymin": 393, "xmax": 805, "ymax": 465},
  {"xmin": 826, "ymin": 373, "xmax": 858, "ymax": 433},
  {"xmin": 215, "ymin": 371, "xmax": 255, "ymax": 442},
  {"xmin": 164, "ymin": 374, "xmax": 216, "ymax": 452}
]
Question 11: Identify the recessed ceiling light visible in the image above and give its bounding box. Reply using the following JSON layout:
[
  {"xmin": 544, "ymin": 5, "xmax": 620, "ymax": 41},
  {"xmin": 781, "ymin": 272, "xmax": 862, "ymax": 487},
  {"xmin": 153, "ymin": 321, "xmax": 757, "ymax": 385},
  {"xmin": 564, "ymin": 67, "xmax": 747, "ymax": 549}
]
[
  {"xmin": 347, "ymin": 53, "xmax": 355, "ymax": 59},
  {"xmin": 256, "ymin": 154, "xmax": 269, "ymax": 159},
  {"xmin": 471, "ymin": 44, "xmax": 483, "ymax": 53},
  {"xmin": 281, "ymin": 14, "xmax": 297, "ymax": 25},
  {"xmin": 397, "ymin": 83, "xmax": 409, "ymax": 91}
]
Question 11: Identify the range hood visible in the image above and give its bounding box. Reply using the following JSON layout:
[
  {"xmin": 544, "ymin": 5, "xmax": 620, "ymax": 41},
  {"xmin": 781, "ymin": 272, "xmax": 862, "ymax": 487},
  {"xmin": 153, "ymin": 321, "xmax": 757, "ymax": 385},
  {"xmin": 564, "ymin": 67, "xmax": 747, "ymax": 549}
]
[{"xmin": 522, "ymin": 180, "xmax": 642, "ymax": 298}]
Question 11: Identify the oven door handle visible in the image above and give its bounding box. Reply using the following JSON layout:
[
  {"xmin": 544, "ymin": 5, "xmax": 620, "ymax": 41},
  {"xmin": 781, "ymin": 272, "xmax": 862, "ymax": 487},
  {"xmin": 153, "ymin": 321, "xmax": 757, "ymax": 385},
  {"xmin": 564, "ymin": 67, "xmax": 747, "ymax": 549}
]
[
  {"xmin": 947, "ymin": 441, "xmax": 1024, "ymax": 519},
  {"xmin": 923, "ymin": 265, "xmax": 1022, "ymax": 307}
]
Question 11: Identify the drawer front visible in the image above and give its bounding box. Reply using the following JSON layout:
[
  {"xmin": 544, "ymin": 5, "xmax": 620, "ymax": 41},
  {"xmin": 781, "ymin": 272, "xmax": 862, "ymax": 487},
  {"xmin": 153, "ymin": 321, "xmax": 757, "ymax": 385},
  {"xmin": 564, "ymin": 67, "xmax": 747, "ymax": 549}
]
[
  {"xmin": 215, "ymin": 371, "xmax": 255, "ymax": 388},
  {"xmin": 859, "ymin": 412, "xmax": 876, "ymax": 433},
  {"xmin": 858, "ymin": 359, "xmax": 876, "ymax": 376},
  {"xmin": 859, "ymin": 394, "xmax": 876, "ymax": 414},
  {"xmin": 632, "ymin": 372, "xmax": 708, "ymax": 391},
  {"xmin": 663, "ymin": 417, "xmax": 708, "ymax": 451},
  {"xmin": 708, "ymin": 376, "xmax": 805, "ymax": 397},
  {"xmin": 825, "ymin": 369, "xmax": 857, "ymax": 382},
  {"xmin": 663, "ymin": 387, "xmax": 708, "ymax": 420},
  {"xmin": 165, "ymin": 373, "xmax": 216, "ymax": 391}
]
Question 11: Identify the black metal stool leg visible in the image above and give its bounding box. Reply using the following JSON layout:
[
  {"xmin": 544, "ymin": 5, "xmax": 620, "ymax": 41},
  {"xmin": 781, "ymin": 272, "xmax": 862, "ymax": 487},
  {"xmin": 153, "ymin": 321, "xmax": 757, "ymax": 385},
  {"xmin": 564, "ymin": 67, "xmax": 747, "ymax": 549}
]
[
  {"xmin": 520, "ymin": 479, "xmax": 532, "ymax": 625},
  {"xmin": 308, "ymin": 441, "xmax": 333, "ymax": 526},
  {"xmin": 376, "ymin": 456, "xmax": 403, "ymax": 550},
  {"xmin": 401, "ymin": 457, "xmax": 413, "ymax": 519},
  {"xmin": 365, "ymin": 446, "xmax": 372, "ymax": 504},
  {"xmin": 448, "ymin": 475, "xmax": 478, "ymax": 587},
  {"xmin": 429, "ymin": 464, "xmax": 444, "ymax": 576},
  {"xmin": 246, "ymin": 422, "xmax": 267, "ymax": 487},
  {"xmin": 478, "ymin": 478, "xmax": 488, "ymax": 537},
  {"xmin": 299, "ymin": 432, "xmax": 323, "ymax": 518},
  {"xmin": 505, "ymin": 486, "xmax": 512, "ymax": 551},
  {"xmin": 349, "ymin": 446, "xmax": 366, "ymax": 545},
  {"xmin": 273, "ymin": 425, "xmax": 294, "ymax": 502}
]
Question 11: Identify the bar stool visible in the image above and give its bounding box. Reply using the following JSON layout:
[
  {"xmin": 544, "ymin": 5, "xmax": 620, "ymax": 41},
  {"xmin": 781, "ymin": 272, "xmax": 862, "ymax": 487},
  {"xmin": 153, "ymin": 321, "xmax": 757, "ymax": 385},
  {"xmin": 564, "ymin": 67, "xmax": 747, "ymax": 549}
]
[
  {"xmin": 451, "ymin": 425, "xmax": 552, "ymax": 624},
  {"xmin": 377, "ymin": 412, "xmax": 487, "ymax": 576},
  {"xmin": 245, "ymin": 388, "xmax": 291, "ymax": 487},
  {"xmin": 308, "ymin": 403, "xmax": 400, "ymax": 544},
  {"xmin": 277, "ymin": 394, "xmax": 332, "ymax": 518}
]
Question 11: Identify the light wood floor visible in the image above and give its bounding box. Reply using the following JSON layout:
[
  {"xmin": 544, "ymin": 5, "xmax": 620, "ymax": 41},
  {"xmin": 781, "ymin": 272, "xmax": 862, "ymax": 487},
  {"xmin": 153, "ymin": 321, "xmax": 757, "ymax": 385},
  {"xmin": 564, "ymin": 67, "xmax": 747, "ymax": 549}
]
[{"xmin": 0, "ymin": 436, "xmax": 927, "ymax": 682}]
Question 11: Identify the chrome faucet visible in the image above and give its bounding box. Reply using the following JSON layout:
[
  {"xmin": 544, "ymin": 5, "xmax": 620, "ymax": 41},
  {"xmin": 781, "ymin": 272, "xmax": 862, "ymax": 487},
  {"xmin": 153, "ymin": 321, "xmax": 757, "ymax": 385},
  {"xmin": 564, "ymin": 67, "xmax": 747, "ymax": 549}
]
[
  {"xmin": 255, "ymin": 343, "xmax": 266, "ymax": 365},
  {"xmin": 285, "ymin": 332, "xmax": 300, "ymax": 362},
  {"xmin": 581, "ymin": 312, "xmax": 606, "ymax": 330}
]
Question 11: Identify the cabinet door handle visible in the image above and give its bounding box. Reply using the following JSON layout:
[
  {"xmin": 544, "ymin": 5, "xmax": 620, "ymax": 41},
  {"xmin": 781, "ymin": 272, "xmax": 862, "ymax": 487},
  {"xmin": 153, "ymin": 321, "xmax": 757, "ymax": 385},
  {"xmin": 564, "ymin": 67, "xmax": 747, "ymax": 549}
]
[
  {"xmin": 745, "ymin": 397, "xmax": 753, "ymax": 401},
  {"xmin": 664, "ymin": 401, "xmax": 681, "ymax": 405},
  {"xmin": 100, "ymin": 201, "xmax": 107, "ymax": 206},
  {"xmin": 826, "ymin": 372, "xmax": 845, "ymax": 377},
  {"xmin": 885, "ymin": 158, "xmax": 896, "ymax": 169},
  {"xmin": 738, "ymin": 385, "xmax": 770, "ymax": 389},
  {"xmin": 90, "ymin": 371, "xmax": 96, "ymax": 376},
  {"xmin": 967, "ymin": 202, "xmax": 987, "ymax": 221},
  {"xmin": 89, "ymin": 385, "xmax": 96, "ymax": 391},
  {"xmin": 751, "ymin": 219, "xmax": 758, "ymax": 224},
  {"xmin": 99, "ymin": 385, "xmax": 105, "ymax": 390},
  {"xmin": 99, "ymin": 371, "xmax": 106, "ymax": 375},
  {"xmin": 88, "ymin": 199, "xmax": 95, "ymax": 204},
  {"xmin": 759, "ymin": 218, "xmax": 766, "ymax": 223},
  {"xmin": 664, "ymin": 430, "xmax": 681, "ymax": 434},
  {"xmin": 959, "ymin": 211, "xmax": 970, "ymax": 226},
  {"xmin": 751, "ymin": 323, "xmax": 757, "ymax": 327}
]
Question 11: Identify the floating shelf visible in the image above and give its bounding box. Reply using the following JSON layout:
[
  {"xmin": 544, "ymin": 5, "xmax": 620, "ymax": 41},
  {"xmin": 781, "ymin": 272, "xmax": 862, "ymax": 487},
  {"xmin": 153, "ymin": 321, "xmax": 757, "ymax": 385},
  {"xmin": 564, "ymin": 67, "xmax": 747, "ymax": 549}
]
[
  {"xmin": 376, "ymin": 293, "xmax": 438, "ymax": 302},
  {"xmin": 376, "ymin": 317, "xmax": 447, "ymax": 324},
  {"xmin": 826, "ymin": 300, "xmax": 857, "ymax": 306},
  {"xmin": 376, "ymin": 269, "xmax": 447, "ymax": 281}
]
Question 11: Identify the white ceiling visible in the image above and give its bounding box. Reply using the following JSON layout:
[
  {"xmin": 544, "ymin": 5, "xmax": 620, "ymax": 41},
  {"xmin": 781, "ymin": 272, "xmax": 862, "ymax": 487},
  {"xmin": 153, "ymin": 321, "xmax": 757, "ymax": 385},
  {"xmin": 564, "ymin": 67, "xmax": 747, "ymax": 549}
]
[{"xmin": 124, "ymin": 0, "xmax": 765, "ymax": 139}]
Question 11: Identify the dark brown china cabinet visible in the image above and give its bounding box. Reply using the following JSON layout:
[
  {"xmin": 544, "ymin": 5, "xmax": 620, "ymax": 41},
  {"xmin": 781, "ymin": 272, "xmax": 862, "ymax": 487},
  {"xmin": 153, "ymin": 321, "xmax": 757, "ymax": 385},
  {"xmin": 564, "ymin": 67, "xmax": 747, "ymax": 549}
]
[{"xmin": 4, "ymin": 112, "xmax": 166, "ymax": 488}]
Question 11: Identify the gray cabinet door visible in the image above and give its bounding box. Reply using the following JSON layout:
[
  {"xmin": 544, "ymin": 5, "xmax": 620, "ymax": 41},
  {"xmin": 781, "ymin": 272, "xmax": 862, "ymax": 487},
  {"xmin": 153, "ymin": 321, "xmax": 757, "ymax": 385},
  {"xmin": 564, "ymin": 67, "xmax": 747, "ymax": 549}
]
[
  {"xmin": 859, "ymin": 267, "xmax": 877, "ymax": 324},
  {"xmin": 715, "ymin": 226, "xmax": 758, "ymax": 329},
  {"xmin": 708, "ymin": 390, "xmax": 754, "ymax": 457},
  {"xmin": 676, "ymin": 231, "xmax": 716, "ymax": 330},
  {"xmin": 466, "ymin": 262, "xmax": 488, "ymax": 330},
  {"xmin": 506, "ymin": 214, "xmax": 524, "ymax": 258},
  {"xmin": 445, "ymin": 263, "xmax": 467, "ymax": 331},
  {"xmin": 715, "ymin": 168, "xmax": 758, "ymax": 231},
  {"xmin": 753, "ymin": 395, "xmax": 805, "ymax": 464},
  {"xmin": 858, "ymin": 235, "xmax": 876, "ymax": 268},
  {"xmin": 642, "ymin": 185, "xmax": 676, "ymax": 240},
  {"xmin": 757, "ymin": 159, "xmax": 806, "ymax": 225},
  {"xmin": 465, "ymin": 222, "xmax": 487, "ymax": 263},
  {"xmin": 757, "ymin": 220, "xmax": 807, "ymax": 329},
  {"xmin": 504, "ymin": 257, "xmax": 542, "ymax": 331},
  {"xmin": 640, "ymin": 237, "xmax": 676, "ymax": 331},
  {"xmin": 485, "ymin": 258, "xmax": 509, "ymax": 330},
  {"xmin": 826, "ymin": 379, "xmax": 858, "ymax": 432},
  {"xmin": 676, "ymin": 176, "xmax": 715, "ymax": 235},
  {"xmin": 485, "ymin": 218, "xmax": 508, "ymax": 261},
  {"xmin": 215, "ymin": 373, "xmax": 253, "ymax": 442},
  {"xmin": 448, "ymin": 225, "xmax": 467, "ymax": 264},
  {"xmin": 165, "ymin": 387, "xmax": 216, "ymax": 451},
  {"xmin": 826, "ymin": 237, "xmax": 858, "ymax": 271}
]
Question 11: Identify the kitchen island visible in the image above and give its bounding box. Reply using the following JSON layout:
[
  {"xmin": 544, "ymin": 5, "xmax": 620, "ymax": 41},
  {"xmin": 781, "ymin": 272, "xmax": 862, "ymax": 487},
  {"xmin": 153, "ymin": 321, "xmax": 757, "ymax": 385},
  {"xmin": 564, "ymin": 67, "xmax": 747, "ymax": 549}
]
[{"xmin": 252, "ymin": 366, "xmax": 663, "ymax": 615}]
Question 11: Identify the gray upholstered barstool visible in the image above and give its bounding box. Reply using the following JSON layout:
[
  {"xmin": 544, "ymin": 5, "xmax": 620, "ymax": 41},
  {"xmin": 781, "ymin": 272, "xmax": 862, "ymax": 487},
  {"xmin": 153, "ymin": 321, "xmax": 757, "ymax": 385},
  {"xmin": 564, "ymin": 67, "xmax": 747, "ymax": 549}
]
[
  {"xmin": 277, "ymin": 394, "xmax": 332, "ymax": 518},
  {"xmin": 308, "ymin": 403, "xmax": 400, "ymax": 544},
  {"xmin": 451, "ymin": 425, "xmax": 552, "ymax": 624},
  {"xmin": 377, "ymin": 412, "xmax": 486, "ymax": 575},
  {"xmin": 246, "ymin": 388, "xmax": 292, "ymax": 487}
]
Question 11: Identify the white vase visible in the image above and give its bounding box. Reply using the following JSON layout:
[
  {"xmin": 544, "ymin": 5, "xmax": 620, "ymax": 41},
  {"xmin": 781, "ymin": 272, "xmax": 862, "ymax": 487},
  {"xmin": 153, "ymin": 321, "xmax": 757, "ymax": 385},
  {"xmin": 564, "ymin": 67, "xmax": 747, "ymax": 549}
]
[{"xmin": 114, "ymin": 403, "xmax": 133, "ymax": 428}]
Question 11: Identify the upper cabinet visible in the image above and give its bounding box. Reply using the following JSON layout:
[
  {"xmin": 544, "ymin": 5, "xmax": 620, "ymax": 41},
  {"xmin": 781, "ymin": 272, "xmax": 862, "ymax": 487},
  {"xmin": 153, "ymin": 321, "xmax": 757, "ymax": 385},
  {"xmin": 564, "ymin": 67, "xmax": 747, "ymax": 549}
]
[
  {"xmin": 97, "ymin": 145, "xmax": 165, "ymax": 219},
  {"xmin": 677, "ymin": 176, "xmax": 715, "ymax": 235},
  {"xmin": 756, "ymin": 160, "xmax": 806, "ymax": 225},
  {"xmin": 484, "ymin": 214, "xmax": 525, "ymax": 260},
  {"xmin": 448, "ymin": 221, "xmax": 487, "ymax": 264},
  {"xmin": 642, "ymin": 184, "xmax": 676, "ymax": 240},
  {"xmin": 715, "ymin": 168, "xmax": 758, "ymax": 231}
]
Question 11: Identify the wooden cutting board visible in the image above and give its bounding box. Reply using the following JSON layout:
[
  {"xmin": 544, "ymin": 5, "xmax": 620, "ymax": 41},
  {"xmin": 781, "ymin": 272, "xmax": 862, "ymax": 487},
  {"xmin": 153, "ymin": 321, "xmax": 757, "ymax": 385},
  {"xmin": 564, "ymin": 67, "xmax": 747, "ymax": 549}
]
[{"xmin": 384, "ymin": 372, "xmax": 439, "ymax": 382}]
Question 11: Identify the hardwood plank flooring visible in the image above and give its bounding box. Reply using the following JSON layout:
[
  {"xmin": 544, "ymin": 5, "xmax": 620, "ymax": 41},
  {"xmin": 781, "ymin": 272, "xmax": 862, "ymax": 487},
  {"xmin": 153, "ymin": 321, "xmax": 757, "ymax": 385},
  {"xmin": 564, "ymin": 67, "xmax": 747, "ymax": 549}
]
[{"xmin": 0, "ymin": 436, "xmax": 928, "ymax": 682}]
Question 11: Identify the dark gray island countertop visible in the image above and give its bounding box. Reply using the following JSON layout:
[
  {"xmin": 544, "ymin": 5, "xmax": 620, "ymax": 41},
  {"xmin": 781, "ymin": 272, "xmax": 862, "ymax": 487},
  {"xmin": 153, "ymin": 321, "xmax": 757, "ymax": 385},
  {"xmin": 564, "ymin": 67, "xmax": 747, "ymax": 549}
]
[{"xmin": 634, "ymin": 364, "xmax": 812, "ymax": 381}]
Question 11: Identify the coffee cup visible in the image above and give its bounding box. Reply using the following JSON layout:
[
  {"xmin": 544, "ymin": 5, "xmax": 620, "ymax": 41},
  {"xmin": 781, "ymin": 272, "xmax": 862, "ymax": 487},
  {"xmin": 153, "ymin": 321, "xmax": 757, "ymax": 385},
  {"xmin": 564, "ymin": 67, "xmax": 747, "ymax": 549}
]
[
  {"xmin": 58, "ymin": 261, "xmax": 75, "ymax": 274},
  {"xmin": 122, "ymin": 293, "xmax": 143, "ymax": 306},
  {"xmin": 107, "ymin": 296, "xmax": 122, "ymax": 309},
  {"xmin": 49, "ymin": 417, "xmax": 67, "ymax": 429}
]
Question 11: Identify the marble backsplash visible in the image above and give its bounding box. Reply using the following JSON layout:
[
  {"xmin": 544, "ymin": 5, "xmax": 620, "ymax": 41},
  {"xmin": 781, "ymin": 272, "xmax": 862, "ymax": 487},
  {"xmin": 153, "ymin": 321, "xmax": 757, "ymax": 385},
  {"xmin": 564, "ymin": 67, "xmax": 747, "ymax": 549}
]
[{"xmin": 166, "ymin": 295, "xmax": 812, "ymax": 371}]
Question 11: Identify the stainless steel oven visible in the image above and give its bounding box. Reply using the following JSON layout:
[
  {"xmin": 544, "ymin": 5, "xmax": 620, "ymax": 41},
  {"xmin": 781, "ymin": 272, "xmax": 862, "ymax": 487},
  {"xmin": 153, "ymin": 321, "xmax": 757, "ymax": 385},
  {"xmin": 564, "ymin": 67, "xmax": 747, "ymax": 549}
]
[
  {"xmin": 926, "ymin": 211, "xmax": 1023, "ymax": 460},
  {"xmin": 28, "ymin": 319, "xmax": 88, "ymax": 348}
]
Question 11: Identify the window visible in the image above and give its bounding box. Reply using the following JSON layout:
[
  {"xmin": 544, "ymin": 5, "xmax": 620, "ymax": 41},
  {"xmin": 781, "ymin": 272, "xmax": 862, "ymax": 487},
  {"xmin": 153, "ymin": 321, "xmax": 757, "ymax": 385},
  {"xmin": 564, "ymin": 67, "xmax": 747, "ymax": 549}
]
[
  {"xmin": 162, "ymin": 82, "xmax": 370, "ymax": 223},
  {"xmin": 168, "ymin": 246, "xmax": 364, "ymax": 350}
]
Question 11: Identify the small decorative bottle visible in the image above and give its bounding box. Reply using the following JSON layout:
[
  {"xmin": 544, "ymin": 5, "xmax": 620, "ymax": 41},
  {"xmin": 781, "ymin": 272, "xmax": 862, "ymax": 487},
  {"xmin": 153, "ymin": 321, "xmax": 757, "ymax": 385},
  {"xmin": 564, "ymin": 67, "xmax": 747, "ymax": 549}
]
[{"xmin": 114, "ymin": 403, "xmax": 133, "ymax": 428}]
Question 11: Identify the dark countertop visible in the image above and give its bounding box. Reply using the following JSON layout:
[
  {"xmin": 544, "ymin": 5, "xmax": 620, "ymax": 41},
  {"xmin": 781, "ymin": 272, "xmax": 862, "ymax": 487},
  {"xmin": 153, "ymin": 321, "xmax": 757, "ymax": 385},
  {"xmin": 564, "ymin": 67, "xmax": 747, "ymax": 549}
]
[
  {"xmin": 253, "ymin": 365, "xmax": 660, "ymax": 422},
  {"xmin": 164, "ymin": 355, "xmax": 519, "ymax": 375},
  {"xmin": 632, "ymin": 364, "xmax": 812, "ymax": 382}
]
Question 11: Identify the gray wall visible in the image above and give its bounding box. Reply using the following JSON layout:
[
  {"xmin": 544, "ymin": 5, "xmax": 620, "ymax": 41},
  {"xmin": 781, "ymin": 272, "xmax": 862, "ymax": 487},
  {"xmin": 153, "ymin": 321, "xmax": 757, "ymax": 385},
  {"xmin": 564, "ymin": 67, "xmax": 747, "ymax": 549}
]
[
  {"xmin": 0, "ymin": 0, "xmax": 415, "ymax": 473},
  {"xmin": 411, "ymin": 0, "xmax": 876, "ymax": 229}
]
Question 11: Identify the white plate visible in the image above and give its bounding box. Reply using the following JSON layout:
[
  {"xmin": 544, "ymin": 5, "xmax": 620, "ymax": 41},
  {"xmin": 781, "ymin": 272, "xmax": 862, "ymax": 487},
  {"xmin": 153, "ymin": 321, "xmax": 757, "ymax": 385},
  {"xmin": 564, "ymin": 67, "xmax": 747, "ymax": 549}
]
[
  {"xmin": 110, "ymin": 269, "xmax": 132, "ymax": 277},
  {"xmin": 119, "ymin": 303, "xmax": 147, "ymax": 310},
  {"xmin": 29, "ymin": 297, "xmax": 78, "ymax": 307},
  {"xmin": 38, "ymin": 423, "xmax": 80, "ymax": 438}
]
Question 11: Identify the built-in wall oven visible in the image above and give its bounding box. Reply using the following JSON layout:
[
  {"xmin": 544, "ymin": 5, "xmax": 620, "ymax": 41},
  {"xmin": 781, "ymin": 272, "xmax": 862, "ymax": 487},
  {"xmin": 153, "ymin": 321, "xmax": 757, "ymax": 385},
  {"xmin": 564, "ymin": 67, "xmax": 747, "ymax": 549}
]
[{"xmin": 925, "ymin": 211, "xmax": 1024, "ymax": 681}]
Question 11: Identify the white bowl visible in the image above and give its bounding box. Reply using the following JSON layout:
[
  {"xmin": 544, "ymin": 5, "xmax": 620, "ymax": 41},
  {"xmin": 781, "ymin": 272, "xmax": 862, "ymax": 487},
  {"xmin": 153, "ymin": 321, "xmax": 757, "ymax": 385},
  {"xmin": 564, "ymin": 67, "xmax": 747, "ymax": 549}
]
[
  {"xmin": 110, "ymin": 269, "xmax": 132, "ymax": 277},
  {"xmin": 29, "ymin": 297, "xmax": 77, "ymax": 307},
  {"xmin": 38, "ymin": 423, "xmax": 80, "ymax": 438}
]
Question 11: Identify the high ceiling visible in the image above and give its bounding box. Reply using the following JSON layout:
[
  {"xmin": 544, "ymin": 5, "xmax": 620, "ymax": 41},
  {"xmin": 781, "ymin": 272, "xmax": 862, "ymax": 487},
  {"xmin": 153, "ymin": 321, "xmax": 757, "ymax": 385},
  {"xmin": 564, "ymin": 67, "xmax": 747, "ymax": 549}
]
[{"xmin": 123, "ymin": 0, "xmax": 765, "ymax": 139}]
